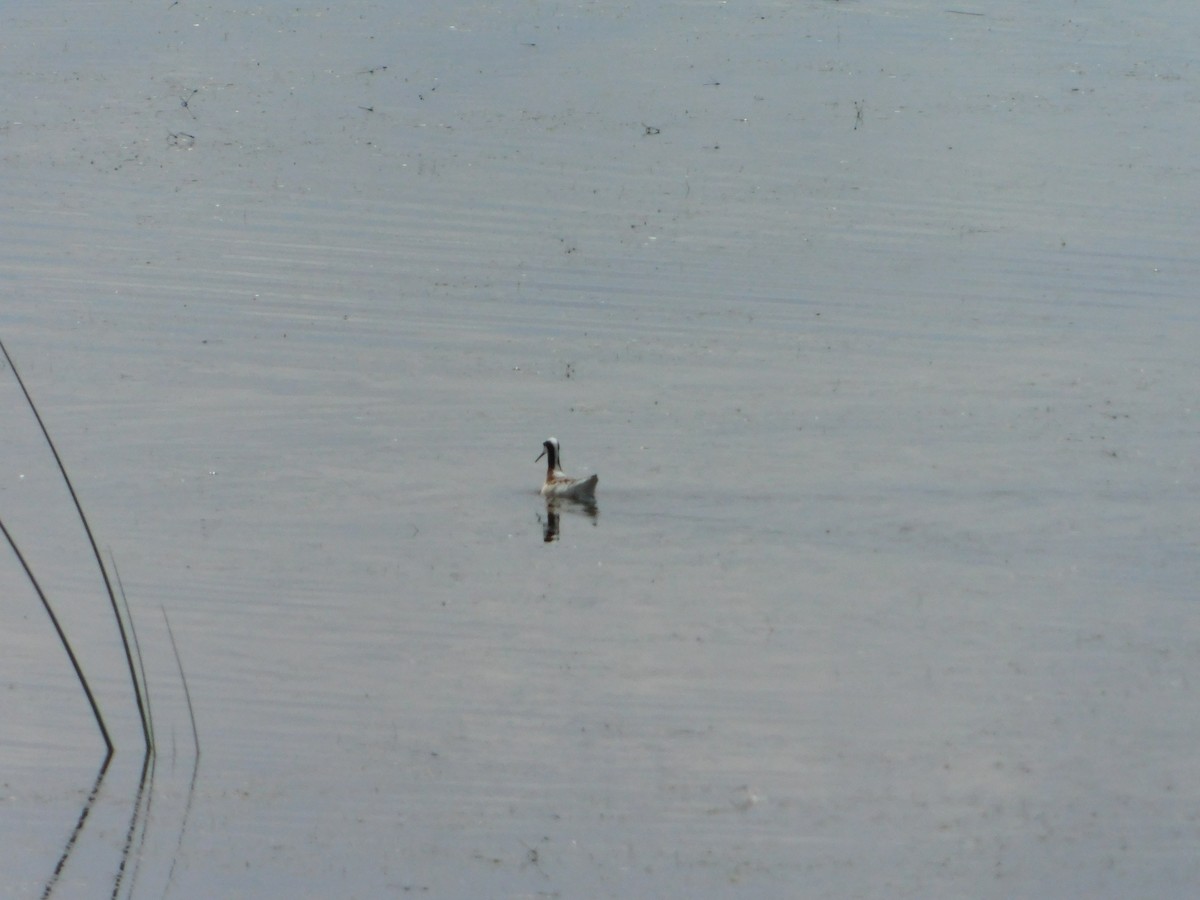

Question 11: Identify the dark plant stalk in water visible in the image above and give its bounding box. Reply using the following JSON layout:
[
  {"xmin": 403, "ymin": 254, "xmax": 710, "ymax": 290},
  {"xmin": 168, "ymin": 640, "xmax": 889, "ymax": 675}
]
[
  {"xmin": 112, "ymin": 557, "xmax": 158, "ymax": 900},
  {"xmin": 3, "ymin": 339, "xmax": 202, "ymax": 896},
  {"xmin": 0, "ymin": 338, "xmax": 152, "ymax": 753},
  {"xmin": 161, "ymin": 604, "xmax": 202, "ymax": 897},
  {"xmin": 163, "ymin": 606, "xmax": 201, "ymax": 765},
  {"xmin": 113, "ymin": 557, "xmax": 156, "ymax": 753},
  {"xmin": 0, "ymin": 515, "xmax": 113, "ymax": 755},
  {"xmin": 0, "ymin": 340, "xmax": 167, "ymax": 898}
]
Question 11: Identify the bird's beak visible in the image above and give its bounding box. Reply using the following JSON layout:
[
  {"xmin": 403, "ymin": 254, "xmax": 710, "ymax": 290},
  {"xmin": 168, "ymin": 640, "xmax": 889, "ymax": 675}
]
[{"xmin": 535, "ymin": 449, "xmax": 547, "ymax": 462}]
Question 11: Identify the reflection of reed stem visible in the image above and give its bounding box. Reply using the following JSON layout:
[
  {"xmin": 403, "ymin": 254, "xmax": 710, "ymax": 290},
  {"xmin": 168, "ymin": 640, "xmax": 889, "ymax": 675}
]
[
  {"xmin": 39, "ymin": 754, "xmax": 113, "ymax": 900},
  {"xmin": 114, "ymin": 750, "xmax": 155, "ymax": 900}
]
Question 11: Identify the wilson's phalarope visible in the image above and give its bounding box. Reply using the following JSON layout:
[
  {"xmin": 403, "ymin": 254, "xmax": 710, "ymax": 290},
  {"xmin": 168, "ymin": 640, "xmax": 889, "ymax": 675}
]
[{"xmin": 536, "ymin": 437, "xmax": 598, "ymax": 500}]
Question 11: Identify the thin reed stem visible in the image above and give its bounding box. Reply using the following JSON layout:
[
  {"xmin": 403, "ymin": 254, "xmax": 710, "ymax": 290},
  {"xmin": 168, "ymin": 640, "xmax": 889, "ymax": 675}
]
[
  {"xmin": 0, "ymin": 515, "xmax": 113, "ymax": 756},
  {"xmin": 162, "ymin": 605, "xmax": 202, "ymax": 898},
  {"xmin": 0, "ymin": 338, "xmax": 151, "ymax": 752},
  {"xmin": 111, "ymin": 554, "xmax": 159, "ymax": 900},
  {"xmin": 113, "ymin": 556, "xmax": 155, "ymax": 753},
  {"xmin": 163, "ymin": 607, "xmax": 201, "ymax": 763}
]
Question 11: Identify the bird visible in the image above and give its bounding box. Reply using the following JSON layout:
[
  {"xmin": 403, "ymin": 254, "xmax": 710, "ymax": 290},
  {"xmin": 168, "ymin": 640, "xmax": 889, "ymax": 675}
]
[{"xmin": 536, "ymin": 437, "xmax": 598, "ymax": 500}]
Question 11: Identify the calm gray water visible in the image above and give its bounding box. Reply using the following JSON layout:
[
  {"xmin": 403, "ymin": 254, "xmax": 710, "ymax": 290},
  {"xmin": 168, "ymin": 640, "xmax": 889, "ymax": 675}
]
[{"xmin": 2, "ymin": 1, "xmax": 1198, "ymax": 897}]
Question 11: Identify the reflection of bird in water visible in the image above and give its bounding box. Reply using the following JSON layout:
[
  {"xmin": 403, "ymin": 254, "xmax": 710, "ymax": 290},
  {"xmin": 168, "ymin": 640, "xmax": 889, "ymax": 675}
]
[
  {"xmin": 540, "ymin": 496, "xmax": 598, "ymax": 542},
  {"xmin": 536, "ymin": 437, "xmax": 598, "ymax": 500},
  {"xmin": 541, "ymin": 503, "xmax": 560, "ymax": 543}
]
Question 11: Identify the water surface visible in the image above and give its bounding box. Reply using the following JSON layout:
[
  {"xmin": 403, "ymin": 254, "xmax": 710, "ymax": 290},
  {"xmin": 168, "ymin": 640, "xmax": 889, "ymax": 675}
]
[{"xmin": 2, "ymin": 1, "xmax": 1198, "ymax": 897}]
